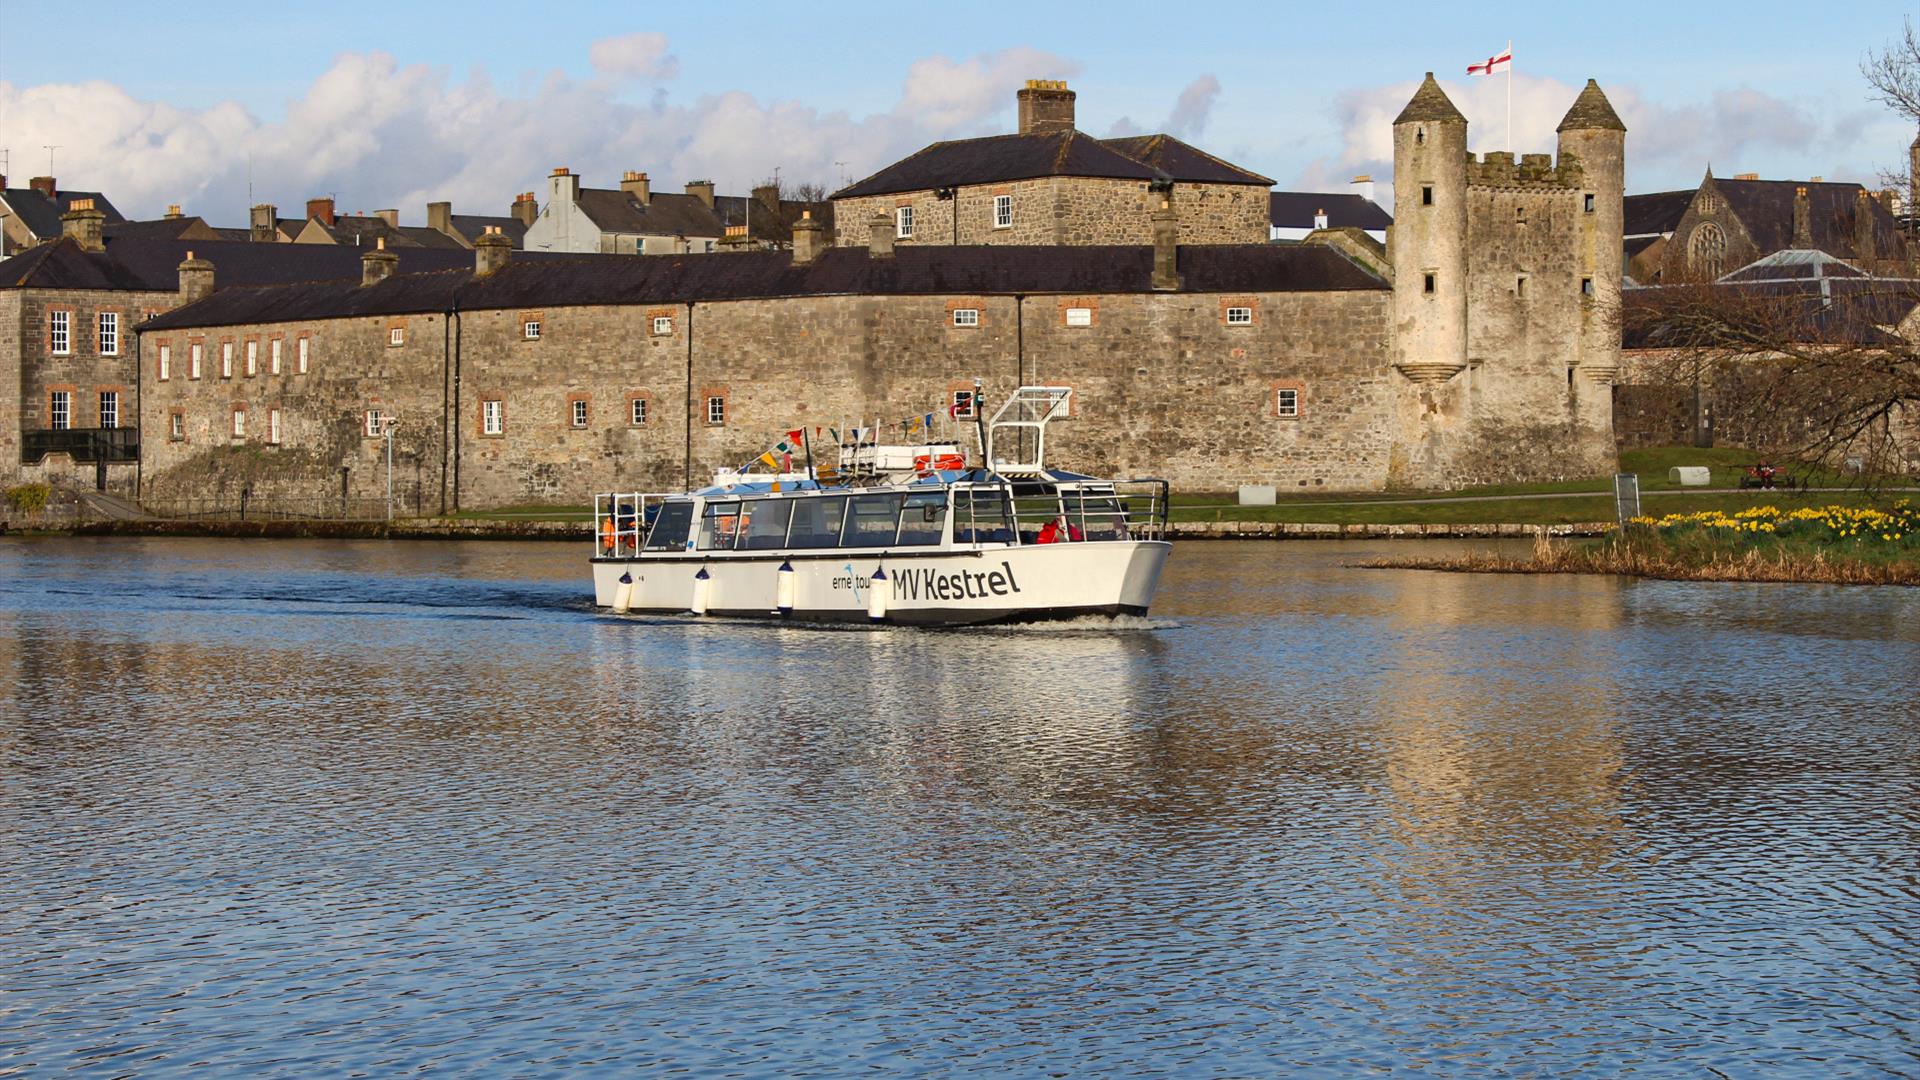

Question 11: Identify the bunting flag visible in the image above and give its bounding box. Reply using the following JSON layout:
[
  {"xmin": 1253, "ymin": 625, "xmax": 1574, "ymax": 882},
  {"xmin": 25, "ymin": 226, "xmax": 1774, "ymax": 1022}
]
[
  {"xmin": 787, "ymin": 428, "xmax": 804, "ymax": 444},
  {"xmin": 903, "ymin": 415, "xmax": 922, "ymax": 436},
  {"xmin": 756, "ymin": 451, "xmax": 778, "ymax": 469}
]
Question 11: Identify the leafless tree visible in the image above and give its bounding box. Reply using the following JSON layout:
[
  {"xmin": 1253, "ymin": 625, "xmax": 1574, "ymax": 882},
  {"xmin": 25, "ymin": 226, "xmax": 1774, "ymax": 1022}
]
[
  {"xmin": 1864, "ymin": 19, "xmax": 1920, "ymax": 217},
  {"xmin": 744, "ymin": 177, "xmax": 831, "ymax": 248}
]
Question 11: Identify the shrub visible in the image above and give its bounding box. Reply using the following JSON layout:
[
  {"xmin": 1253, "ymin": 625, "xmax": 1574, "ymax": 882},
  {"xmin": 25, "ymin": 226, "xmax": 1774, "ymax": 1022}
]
[{"xmin": 4, "ymin": 482, "xmax": 51, "ymax": 515}]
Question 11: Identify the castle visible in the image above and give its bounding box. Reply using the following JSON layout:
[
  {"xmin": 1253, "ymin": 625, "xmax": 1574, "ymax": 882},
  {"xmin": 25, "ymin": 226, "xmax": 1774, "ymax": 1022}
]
[{"xmin": 5, "ymin": 74, "xmax": 1626, "ymax": 510}]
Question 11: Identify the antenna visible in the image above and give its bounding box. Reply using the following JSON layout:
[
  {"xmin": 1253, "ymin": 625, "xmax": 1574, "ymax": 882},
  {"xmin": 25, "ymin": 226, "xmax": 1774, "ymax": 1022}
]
[{"xmin": 43, "ymin": 144, "xmax": 60, "ymax": 175}]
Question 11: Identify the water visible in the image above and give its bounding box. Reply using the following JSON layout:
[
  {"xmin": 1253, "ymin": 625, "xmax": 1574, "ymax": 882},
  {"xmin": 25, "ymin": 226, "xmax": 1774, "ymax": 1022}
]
[{"xmin": 2, "ymin": 536, "xmax": 1917, "ymax": 1077}]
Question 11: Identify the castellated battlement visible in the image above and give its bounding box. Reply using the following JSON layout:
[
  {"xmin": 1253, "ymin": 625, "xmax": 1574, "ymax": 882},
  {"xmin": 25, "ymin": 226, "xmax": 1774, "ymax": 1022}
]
[{"xmin": 1466, "ymin": 150, "xmax": 1585, "ymax": 190}]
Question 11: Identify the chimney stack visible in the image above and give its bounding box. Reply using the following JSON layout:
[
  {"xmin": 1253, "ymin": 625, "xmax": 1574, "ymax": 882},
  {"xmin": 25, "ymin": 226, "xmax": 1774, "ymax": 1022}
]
[
  {"xmin": 474, "ymin": 227, "xmax": 512, "ymax": 275},
  {"xmin": 1151, "ymin": 196, "xmax": 1180, "ymax": 291},
  {"xmin": 1016, "ymin": 79, "xmax": 1076, "ymax": 135},
  {"xmin": 361, "ymin": 235, "xmax": 399, "ymax": 286},
  {"xmin": 1792, "ymin": 186, "xmax": 1812, "ymax": 248},
  {"xmin": 1313, "ymin": 207, "xmax": 1329, "ymax": 230},
  {"xmin": 30, "ymin": 176, "xmax": 56, "ymax": 197},
  {"xmin": 549, "ymin": 167, "xmax": 580, "ymax": 206},
  {"xmin": 307, "ymin": 196, "xmax": 335, "ymax": 226},
  {"xmin": 428, "ymin": 201, "xmax": 454, "ymax": 238},
  {"xmin": 165, "ymin": 204, "xmax": 184, "ymax": 220},
  {"xmin": 1350, "ymin": 175, "xmax": 1375, "ymax": 204},
  {"xmin": 61, "ymin": 198, "xmax": 106, "ymax": 252},
  {"xmin": 375, "ymin": 208, "xmax": 399, "ymax": 227},
  {"xmin": 250, "ymin": 204, "xmax": 277, "ymax": 243},
  {"xmin": 685, "ymin": 179, "xmax": 715, "ymax": 208},
  {"xmin": 791, "ymin": 210, "xmax": 825, "ymax": 266},
  {"xmin": 1854, "ymin": 188, "xmax": 1876, "ymax": 261},
  {"xmin": 621, "ymin": 171, "xmax": 651, "ymax": 205},
  {"xmin": 178, "ymin": 251, "xmax": 215, "ymax": 305},
  {"xmin": 867, "ymin": 213, "xmax": 895, "ymax": 258},
  {"xmin": 511, "ymin": 191, "xmax": 538, "ymax": 228}
]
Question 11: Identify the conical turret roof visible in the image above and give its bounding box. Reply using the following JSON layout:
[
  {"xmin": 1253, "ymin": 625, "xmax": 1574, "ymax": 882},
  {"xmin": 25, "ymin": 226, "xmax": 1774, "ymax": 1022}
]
[
  {"xmin": 1557, "ymin": 79, "xmax": 1626, "ymax": 133},
  {"xmin": 1393, "ymin": 73, "xmax": 1466, "ymax": 125}
]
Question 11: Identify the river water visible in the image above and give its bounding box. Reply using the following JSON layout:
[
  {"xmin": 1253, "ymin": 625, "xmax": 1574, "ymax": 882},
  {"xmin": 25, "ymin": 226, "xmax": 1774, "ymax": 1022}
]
[{"xmin": 1, "ymin": 536, "xmax": 1916, "ymax": 1077}]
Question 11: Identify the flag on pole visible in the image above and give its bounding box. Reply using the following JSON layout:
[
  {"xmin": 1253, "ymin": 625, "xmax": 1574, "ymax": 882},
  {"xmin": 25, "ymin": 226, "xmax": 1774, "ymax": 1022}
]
[{"xmin": 1467, "ymin": 47, "xmax": 1511, "ymax": 76}]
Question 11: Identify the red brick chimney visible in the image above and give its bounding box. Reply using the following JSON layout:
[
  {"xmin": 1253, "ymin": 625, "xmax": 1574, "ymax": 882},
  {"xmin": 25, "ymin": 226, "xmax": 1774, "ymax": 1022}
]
[
  {"xmin": 30, "ymin": 176, "xmax": 56, "ymax": 197},
  {"xmin": 511, "ymin": 192, "xmax": 538, "ymax": 228},
  {"xmin": 306, "ymin": 197, "xmax": 336, "ymax": 226}
]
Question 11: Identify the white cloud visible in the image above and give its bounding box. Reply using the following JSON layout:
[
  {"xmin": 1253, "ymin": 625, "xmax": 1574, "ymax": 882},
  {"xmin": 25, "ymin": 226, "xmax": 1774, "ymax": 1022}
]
[
  {"xmin": 1164, "ymin": 75, "xmax": 1221, "ymax": 141},
  {"xmin": 0, "ymin": 39, "xmax": 1077, "ymax": 222},
  {"xmin": 588, "ymin": 32, "xmax": 680, "ymax": 82}
]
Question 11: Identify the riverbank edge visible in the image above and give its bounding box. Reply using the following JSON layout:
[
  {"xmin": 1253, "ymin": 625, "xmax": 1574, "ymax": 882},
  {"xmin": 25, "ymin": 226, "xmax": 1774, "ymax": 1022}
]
[
  {"xmin": 1357, "ymin": 546, "xmax": 1920, "ymax": 587},
  {"xmin": 14, "ymin": 519, "xmax": 1618, "ymax": 542}
]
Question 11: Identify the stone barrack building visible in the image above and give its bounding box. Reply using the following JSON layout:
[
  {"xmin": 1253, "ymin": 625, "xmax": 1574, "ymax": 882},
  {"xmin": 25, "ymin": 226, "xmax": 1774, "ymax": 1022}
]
[{"xmin": 117, "ymin": 74, "xmax": 1628, "ymax": 510}]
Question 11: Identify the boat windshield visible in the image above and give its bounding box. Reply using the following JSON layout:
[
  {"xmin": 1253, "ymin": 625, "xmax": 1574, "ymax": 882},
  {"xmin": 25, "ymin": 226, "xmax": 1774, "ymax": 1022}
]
[
  {"xmin": 789, "ymin": 495, "xmax": 848, "ymax": 549},
  {"xmin": 954, "ymin": 488, "xmax": 1014, "ymax": 543},
  {"xmin": 739, "ymin": 499, "xmax": 794, "ymax": 550},
  {"xmin": 644, "ymin": 501, "xmax": 694, "ymax": 550},
  {"xmin": 1064, "ymin": 491, "xmax": 1132, "ymax": 542},
  {"xmin": 698, "ymin": 501, "xmax": 741, "ymax": 550},
  {"xmin": 843, "ymin": 493, "xmax": 904, "ymax": 547},
  {"xmin": 897, "ymin": 491, "xmax": 946, "ymax": 546}
]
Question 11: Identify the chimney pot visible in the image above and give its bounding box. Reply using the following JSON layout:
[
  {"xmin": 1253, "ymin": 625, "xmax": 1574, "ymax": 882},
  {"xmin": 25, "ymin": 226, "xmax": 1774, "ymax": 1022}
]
[{"xmin": 60, "ymin": 200, "xmax": 106, "ymax": 251}]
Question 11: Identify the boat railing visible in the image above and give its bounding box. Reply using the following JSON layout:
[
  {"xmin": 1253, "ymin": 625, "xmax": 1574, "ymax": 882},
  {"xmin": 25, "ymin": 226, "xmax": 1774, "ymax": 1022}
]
[
  {"xmin": 953, "ymin": 478, "xmax": 1169, "ymax": 547},
  {"xmin": 593, "ymin": 491, "xmax": 676, "ymax": 557}
]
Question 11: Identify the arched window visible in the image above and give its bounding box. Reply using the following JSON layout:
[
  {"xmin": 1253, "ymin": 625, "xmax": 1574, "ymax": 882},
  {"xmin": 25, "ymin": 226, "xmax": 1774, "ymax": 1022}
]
[{"xmin": 1688, "ymin": 222, "xmax": 1727, "ymax": 279}]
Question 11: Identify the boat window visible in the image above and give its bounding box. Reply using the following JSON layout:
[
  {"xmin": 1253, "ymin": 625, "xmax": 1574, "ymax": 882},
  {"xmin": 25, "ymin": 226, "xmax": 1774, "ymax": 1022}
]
[
  {"xmin": 841, "ymin": 493, "xmax": 905, "ymax": 547},
  {"xmin": 896, "ymin": 491, "xmax": 947, "ymax": 546},
  {"xmin": 1063, "ymin": 491, "xmax": 1131, "ymax": 542},
  {"xmin": 739, "ymin": 498, "xmax": 795, "ymax": 550},
  {"xmin": 953, "ymin": 489, "xmax": 1014, "ymax": 544},
  {"xmin": 697, "ymin": 501, "xmax": 742, "ymax": 550},
  {"xmin": 644, "ymin": 501, "xmax": 695, "ymax": 550},
  {"xmin": 1012, "ymin": 488, "xmax": 1064, "ymax": 545},
  {"xmin": 788, "ymin": 495, "xmax": 848, "ymax": 549}
]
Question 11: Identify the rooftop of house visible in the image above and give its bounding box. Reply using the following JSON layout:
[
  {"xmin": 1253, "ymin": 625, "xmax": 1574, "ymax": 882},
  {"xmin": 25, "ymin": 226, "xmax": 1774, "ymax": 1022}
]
[
  {"xmin": 832, "ymin": 129, "xmax": 1265, "ymax": 200},
  {"xmin": 1625, "ymin": 190, "xmax": 1694, "ymax": 237},
  {"xmin": 446, "ymin": 214, "xmax": 529, "ymax": 248},
  {"xmin": 0, "ymin": 183, "xmax": 126, "ymax": 238},
  {"xmin": 1707, "ymin": 177, "xmax": 1907, "ymax": 260},
  {"xmin": 302, "ymin": 214, "xmax": 470, "ymax": 250},
  {"xmin": 1269, "ymin": 192, "xmax": 1392, "ymax": 231},
  {"xmin": 575, "ymin": 189, "xmax": 727, "ymax": 239},
  {"xmin": 140, "ymin": 242, "xmax": 1387, "ymax": 332},
  {"xmin": 0, "ymin": 235, "xmax": 483, "ymax": 293}
]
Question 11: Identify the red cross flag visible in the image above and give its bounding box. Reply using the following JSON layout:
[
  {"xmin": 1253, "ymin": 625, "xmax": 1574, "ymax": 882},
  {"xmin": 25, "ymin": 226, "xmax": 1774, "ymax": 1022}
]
[{"xmin": 1467, "ymin": 47, "xmax": 1512, "ymax": 76}]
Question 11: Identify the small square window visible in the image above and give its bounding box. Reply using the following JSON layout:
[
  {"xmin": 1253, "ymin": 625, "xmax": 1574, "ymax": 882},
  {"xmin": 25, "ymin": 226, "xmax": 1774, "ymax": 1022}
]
[
  {"xmin": 952, "ymin": 308, "xmax": 980, "ymax": 327},
  {"xmin": 1584, "ymin": 193, "xmax": 1596, "ymax": 213},
  {"xmin": 389, "ymin": 326, "xmax": 405, "ymax": 347},
  {"xmin": 651, "ymin": 315, "xmax": 673, "ymax": 336},
  {"xmin": 571, "ymin": 399, "xmax": 589, "ymax": 428},
  {"xmin": 1276, "ymin": 388, "xmax": 1299, "ymax": 418},
  {"xmin": 1226, "ymin": 306, "xmax": 1253, "ymax": 325},
  {"xmin": 1423, "ymin": 273, "xmax": 1436, "ymax": 294},
  {"xmin": 1065, "ymin": 306, "xmax": 1093, "ymax": 327},
  {"xmin": 993, "ymin": 194, "xmax": 1012, "ymax": 229},
  {"xmin": 630, "ymin": 398, "xmax": 648, "ymax": 425},
  {"xmin": 951, "ymin": 390, "xmax": 977, "ymax": 419},
  {"xmin": 1421, "ymin": 185, "xmax": 1434, "ymax": 207},
  {"xmin": 524, "ymin": 320, "xmax": 542, "ymax": 340},
  {"xmin": 707, "ymin": 395, "xmax": 726, "ymax": 426},
  {"xmin": 896, "ymin": 205, "xmax": 914, "ymax": 239}
]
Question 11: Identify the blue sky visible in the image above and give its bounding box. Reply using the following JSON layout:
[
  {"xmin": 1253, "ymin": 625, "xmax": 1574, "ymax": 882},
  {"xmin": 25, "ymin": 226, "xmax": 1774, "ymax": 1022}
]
[{"xmin": 1, "ymin": 0, "xmax": 1914, "ymax": 221}]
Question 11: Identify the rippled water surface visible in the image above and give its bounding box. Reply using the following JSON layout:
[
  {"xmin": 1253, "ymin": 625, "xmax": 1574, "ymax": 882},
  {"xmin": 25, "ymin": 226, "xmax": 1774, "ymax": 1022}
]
[{"xmin": 2, "ymin": 536, "xmax": 1918, "ymax": 1077}]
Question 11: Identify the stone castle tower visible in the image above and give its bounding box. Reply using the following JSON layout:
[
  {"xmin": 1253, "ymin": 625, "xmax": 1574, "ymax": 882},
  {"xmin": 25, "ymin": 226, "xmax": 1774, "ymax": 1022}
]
[{"xmin": 1387, "ymin": 73, "xmax": 1626, "ymax": 486}]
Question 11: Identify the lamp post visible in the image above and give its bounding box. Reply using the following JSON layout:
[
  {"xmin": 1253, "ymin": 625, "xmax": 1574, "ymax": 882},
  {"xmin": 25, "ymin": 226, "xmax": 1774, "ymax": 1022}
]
[{"xmin": 380, "ymin": 416, "xmax": 400, "ymax": 521}]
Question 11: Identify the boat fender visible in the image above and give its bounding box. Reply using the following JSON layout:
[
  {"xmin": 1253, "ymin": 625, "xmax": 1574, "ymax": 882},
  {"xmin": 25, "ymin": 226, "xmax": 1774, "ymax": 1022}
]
[
  {"xmin": 612, "ymin": 570, "xmax": 634, "ymax": 614},
  {"xmin": 776, "ymin": 561, "xmax": 795, "ymax": 616},
  {"xmin": 691, "ymin": 565, "xmax": 712, "ymax": 616},
  {"xmin": 867, "ymin": 565, "xmax": 889, "ymax": 623}
]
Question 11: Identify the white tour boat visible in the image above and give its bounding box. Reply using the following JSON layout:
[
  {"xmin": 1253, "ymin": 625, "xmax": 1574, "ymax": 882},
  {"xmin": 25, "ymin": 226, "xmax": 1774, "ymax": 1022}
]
[{"xmin": 589, "ymin": 386, "xmax": 1171, "ymax": 626}]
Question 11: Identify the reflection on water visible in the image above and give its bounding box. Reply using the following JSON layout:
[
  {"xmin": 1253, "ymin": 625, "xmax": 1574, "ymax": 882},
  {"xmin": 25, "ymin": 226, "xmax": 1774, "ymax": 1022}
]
[{"xmin": 2, "ymin": 536, "xmax": 1917, "ymax": 1076}]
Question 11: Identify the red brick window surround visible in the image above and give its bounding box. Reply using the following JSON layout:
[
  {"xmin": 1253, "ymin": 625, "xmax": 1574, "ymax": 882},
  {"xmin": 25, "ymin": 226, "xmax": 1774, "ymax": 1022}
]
[
  {"xmin": 48, "ymin": 309, "xmax": 73, "ymax": 355},
  {"xmin": 648, "ymin": 309, "xmax": 675, "ymax": 336},
  {"xmin": 567, "ymin": 394, "xmax": 590, "ymax": 429},
  {"xmin": 46, "ymin": 384, "xmax": 77, "ymax": 430},
  {"xmin": 626, "ymin": 391, "xmax": 652, "ymax": 426},
  {"xmin": 522, "ymin": 312, "xmax": 544, "ymax": 341},
  {"xmin": 387, "ymin": 320, "xmax": 406, "ymax": 347},
  {"xmin": 1221, "ymin": 297, "xmax": 1259, "ymax": 326},
  {"xmin": 188, "ymin": 339, "xmax": 205, "ymax": 380},
  {"xmin": 946, "ymin": 298, "xmax": 985, "ymax": 328},
  {"xmin": 947, "ymin": 381, "xmax": 979, "ymax": 419},
  {"xmin": 1271, "ymin": 380, "xmax": 1305, "ymax": 419},
  {"xmin": 156, "ymin": 340, "xmax": 173, "ymax": 381},
  {"xmin": 700, "ymin": 386, "xmax": 729, "ymax": 427}
]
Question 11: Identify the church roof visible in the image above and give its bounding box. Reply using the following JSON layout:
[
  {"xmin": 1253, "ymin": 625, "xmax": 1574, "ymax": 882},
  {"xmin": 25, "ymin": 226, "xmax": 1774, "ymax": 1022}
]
[
  {"xmin": 1625, "ymin": 190, "xmax": 1694, "ymax": 236},
  {"xmin": 1393, "ymin": 73, "xmax": 1466, "ymax": 125},
  {"xmin": 1557, "ymin": 80, "xmax": 1626, "ymax": 133}
]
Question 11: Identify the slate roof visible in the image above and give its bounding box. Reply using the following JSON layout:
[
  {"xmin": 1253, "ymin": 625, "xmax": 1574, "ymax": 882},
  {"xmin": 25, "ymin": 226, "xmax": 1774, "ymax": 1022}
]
[
  {"xmin": 0, "ymin": 236, "xmax": 480, "ymax": 292},
  {"xmin": 141, "ymin": 243, "xmax": 1387, "ymax": 332},
  {"xmin": 103, "ymin": 217, "xmax": 213, "ymax": 242},
  {"xmin": 1557, "ymin": 80, "xmax": 1627, "ymax": 133},
  {"xmin": 832, "ymin": 131, "xmax": 1161, "ymax": 199},
  {"xmin": 714, "ymin": 195, "xmax": 835, "ymax": 242},
  {"xmin": 448, "ymin": 214, "xmax": 529, "ymax": 248},
  {"xmin": 1393, "ymin": 73, "xmax": 1465, "ymax": 125},
  {"xmin": 1269, "ymin": 192, "xmax": 1392, "ymax": 231},
  {"xmin": 1625, "ymin": 190, "xmax": 1693, "ymax": 236},
  {"xmin": 575, "ymin": 189, "xmax": 726, "ymax": 238},
  {"xmin": 0, "ymin": 186, "xmax": 126, "ymax": 239},
  {"xmin": 302, "ymin": 215, "xmax": 470, "ymax": 250},
  {"xmin": 1100, "ymin": 134, "xmax": 1273, "ymax": 186},
  {"xmin": 1715, "ymin": 179, "xmax": 1907, "ymax": 260}
]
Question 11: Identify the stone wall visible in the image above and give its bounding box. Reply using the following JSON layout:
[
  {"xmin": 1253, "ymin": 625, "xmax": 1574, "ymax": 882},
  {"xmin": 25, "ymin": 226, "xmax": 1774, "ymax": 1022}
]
[{"xmin": 833, "ymin": 178, "xmax": 1268, "ymax": 249}]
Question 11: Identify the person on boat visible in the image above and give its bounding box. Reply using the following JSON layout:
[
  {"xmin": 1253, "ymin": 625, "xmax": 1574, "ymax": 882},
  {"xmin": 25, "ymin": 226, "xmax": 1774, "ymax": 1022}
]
[
  {"xmin": 1036, "ymin": 515, "xmax": 1083, "ymax": 544},
  {"xmin": 600, "ymin": 514, "xmax": 617, "ymax": 554},
  {"xmin": 614, "ymin": 503, "xmax": 638, "ymax": 554}
]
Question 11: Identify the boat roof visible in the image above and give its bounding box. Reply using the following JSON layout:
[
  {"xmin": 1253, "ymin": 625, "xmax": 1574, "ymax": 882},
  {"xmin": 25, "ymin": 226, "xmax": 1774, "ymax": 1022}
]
[{"xmin": 681, "ymin": 468, "xmax": 1103, "ymax": 498}]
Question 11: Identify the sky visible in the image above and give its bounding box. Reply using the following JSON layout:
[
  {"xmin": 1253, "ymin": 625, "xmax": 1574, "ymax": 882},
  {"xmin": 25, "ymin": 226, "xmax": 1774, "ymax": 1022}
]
[{"xmin": 0, "ymin": 0, "xmax": 1914, "ymax": 223}]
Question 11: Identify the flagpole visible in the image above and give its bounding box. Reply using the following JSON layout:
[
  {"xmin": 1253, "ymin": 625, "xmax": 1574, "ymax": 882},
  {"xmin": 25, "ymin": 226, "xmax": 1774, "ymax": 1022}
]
[{"xmin": 1506, "ymin": 40, "xmax": 1514, "ymax": 151}]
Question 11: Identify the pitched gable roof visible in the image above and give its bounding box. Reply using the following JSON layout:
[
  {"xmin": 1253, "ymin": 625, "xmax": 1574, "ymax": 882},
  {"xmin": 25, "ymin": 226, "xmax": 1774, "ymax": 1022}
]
[
  {"xmin": 832, "ymin": 131, "xmax": 1160, "ymax": 199},
  {"xmin": 1717, "ymin": 179, "xmax": 1907, "ymax": 261},
  {"xmin": 0, "ymin": 236, "xmax": 479, "ymax": 293},
  {"xmin": 1269, "ymin": 191, "xmax": 1392, "ymax": 231},
  {"xmin": 1100, "ymin": 134, "xmax": 1273, "ymax": 186},
  {"xmin": 574, "ymin": 189, "xmax": 727, "ymax": 239},
  {"xmin": 0, "ymin": 187, "xmax": 126, "ymax": 240},
  {"xmin": 104, "ymin": 216, "xmax": 223, "ymax": 243},
  {"xmin": 1625, "ymin": 190, "xmax": 1693, "ymax": 237},
  {"xmin": 448, "ymin": 214, "xmax": 529, "ymax": 248}
]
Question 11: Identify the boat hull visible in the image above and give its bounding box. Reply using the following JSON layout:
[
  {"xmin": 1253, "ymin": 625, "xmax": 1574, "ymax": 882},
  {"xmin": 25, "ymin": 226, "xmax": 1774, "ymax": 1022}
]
[{"xmin": 591, "ymin": 541, "xmax": 1170, "ymax": 626}]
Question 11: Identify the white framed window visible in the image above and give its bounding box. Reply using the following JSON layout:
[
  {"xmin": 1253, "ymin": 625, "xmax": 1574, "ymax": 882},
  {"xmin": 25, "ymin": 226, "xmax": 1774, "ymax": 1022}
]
[
  {"xmin": 49, "ymin": 390, "xmax": 70, "ymax": 430},
  {"xmin": 221, "ymin": 342, "xmax": 234, "ymax": 379},
  {"xmin": 98, "ymin": 312, "xmax": 118, "ymax": 356},
  {"xmin": 951, "ymin": 390, "xmax": 977, "ymax": 419},
  {"xmin": 365, "ymin": 409, "xmax": 384, "ymax": 437},
  {"xmin": 482, "ymin": 399, "xmax": 503, "ymax": 436},
  {"xmin": 169, "ymin": 412, "xmax": 184, "ymax": 440},
  {"xmin": 570, "ymin": 399, "xmax": 589, "ymax": 428},
  {"xmin": 189, "ymin": 343, "xmax": 203, "ymax": 379},
  {"xmin": 993, "ymin": 194, "xmax": 1011, "ymax": 229},
  {"xmin": 1276, "ymin": 387, "xmax": 1299, "ymax": 418},
  {"xmin": 389, "ymin": 326, "xmax": 405, "ymax": 347},
  {"xmin": 245, "ymin": 341, "xmax": 258, "ymax": 377},
  {"xmin": 952, "ymin": 308, "xmax": 980, "ymax": 328},
  {"xmin": 896, "ymin": 205, "xmax": 914, "ymax": 239},
  {"xmin": 707, "ymin": 395, "xmax": 726, "ymax": 426},
  {"xmin": 99, "ymin": 391, "xmax": 119, "ymax": 429},
  {"xmin": 1065, "ymin": 307, "xmax": 1093, "ymax": 327},
  {"xmin": 231, "ymin": 407, "xmax": 247, "ymax": 438},
  {"xmin": 49, "ymin": 310, "xmax": 70, "ymax": 355},
  {"xmin": 268, "ymin": 408, "xmax": 282, "ymax": 445},
  {"xmin": 651, "ymin": 315, "xmax": 673, "ymax": 336},
  {"xmin": 1226, "ymin": 306, "xmax": 1253, "ymax": 325},
  {"xmin": 630, "ymin": 398, "xmax": 648, "ymax": 425},
  {"xmin": 270, "ymin": 339, "xmax": 283, "ymax": 374},
  {"xmin": 158, "ymin": 344, "xmax": 172, "ymax": 381},
  {"xmin": 297, "ymin": 337, "xmax": 310, "ymax": 374},
  {"xmin": 524, "ymin": 320, "xmax": 541, "ymax": 340}
]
